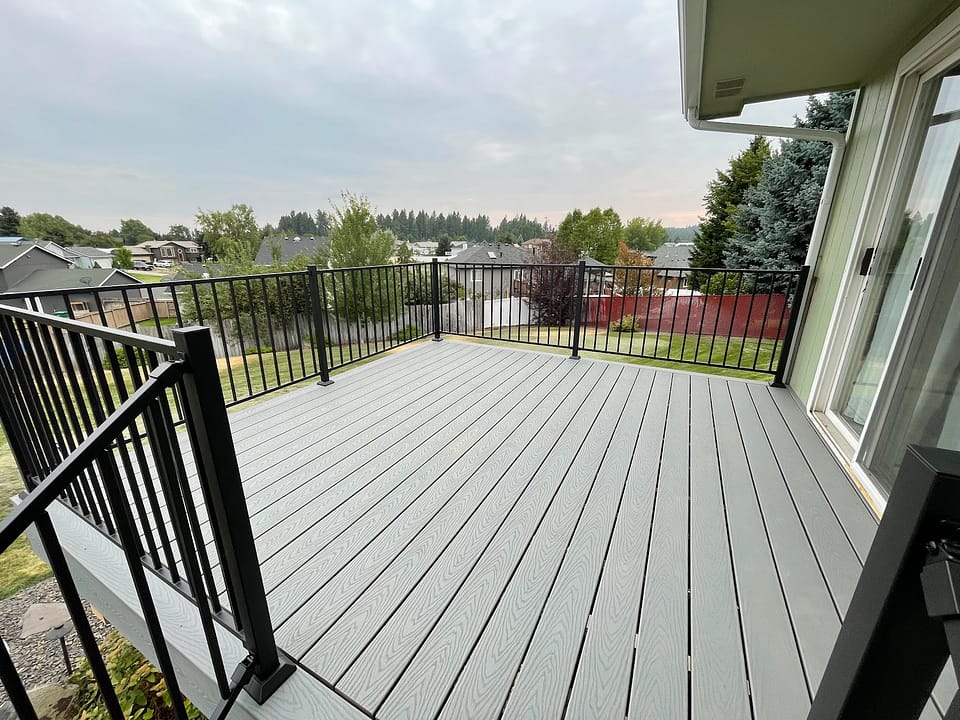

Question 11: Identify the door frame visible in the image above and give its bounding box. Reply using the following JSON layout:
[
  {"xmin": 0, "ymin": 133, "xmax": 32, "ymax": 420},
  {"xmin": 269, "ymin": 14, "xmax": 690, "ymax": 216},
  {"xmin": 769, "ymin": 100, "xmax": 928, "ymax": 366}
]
[{"xmin": 809, "ymin": 8, "xmax": 960, "ymax": 510}]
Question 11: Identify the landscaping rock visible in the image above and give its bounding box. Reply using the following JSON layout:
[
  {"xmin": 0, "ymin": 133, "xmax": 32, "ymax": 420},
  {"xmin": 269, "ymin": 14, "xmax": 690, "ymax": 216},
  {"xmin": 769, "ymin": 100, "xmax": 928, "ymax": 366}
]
[
  {"xmin": 0, "ymin": 683, "xmax": 78, "ymax": 720},
  {"xmin": 0, "ymin": 579, "xmax": 111, "ymax": 706}
]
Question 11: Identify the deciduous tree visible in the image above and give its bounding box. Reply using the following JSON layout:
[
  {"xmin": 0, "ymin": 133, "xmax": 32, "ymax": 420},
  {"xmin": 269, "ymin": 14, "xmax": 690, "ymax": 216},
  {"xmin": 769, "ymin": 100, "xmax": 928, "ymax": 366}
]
[
  {"xmin": 19, "ymin": 213, "xmax": 89, "ymax": 246},
  {"xmin": 196, "ymin": 204, "xmax": 261, "ymax": 263},
  {"xmin": 554, "ymin": 208, "xmax": 622, "ymax": 264},
  {"xmin": 613, "ymin": 242, "xmax": 655, "ymax": 295},
  {"xmin": 118, "ymin": 218, "xmax": 157, "ymax": 246},
  {"xmin": 113, "ymin": 247, "xmax": 133, "ymax": 269},
  {"xmin": 621, "ymin": 217, "xmax": 667, "ymax": 252}
]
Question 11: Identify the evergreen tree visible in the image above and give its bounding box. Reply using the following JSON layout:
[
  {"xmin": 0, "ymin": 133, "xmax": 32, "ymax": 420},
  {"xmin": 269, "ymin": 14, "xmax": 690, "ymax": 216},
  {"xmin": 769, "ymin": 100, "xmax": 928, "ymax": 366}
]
[
  {"xmin": 0, "ymin": 206, "xmax": 20, "ymax": 236},
  {"xmin": 689, "ymin": 136, "xmax": 770, "ymax": 288},
  {"xmin": 725, "ymin": 92, "xmax": 856, "ymax": 274}
]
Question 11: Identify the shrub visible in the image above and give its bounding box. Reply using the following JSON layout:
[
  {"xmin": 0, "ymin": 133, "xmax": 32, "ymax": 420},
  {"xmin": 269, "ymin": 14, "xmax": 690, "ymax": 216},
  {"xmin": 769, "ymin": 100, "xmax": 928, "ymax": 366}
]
[
  {"xmin": 71, "ymin": 631, "xmax": 204, "ymax": 720},
  {"xmin": 392, "ymin": 325, "xmax": 422, "ymax": 342},
  {"xmin": 701, "ymin": 273, "xmax": 755, "ymax": 295},
  {"xmin": 611, "ymin": 315, "xmax": 639, "ymax": 333},
  {"xmin": 243, "ymin": 345, "xmax": 273, "ymax": 355}
]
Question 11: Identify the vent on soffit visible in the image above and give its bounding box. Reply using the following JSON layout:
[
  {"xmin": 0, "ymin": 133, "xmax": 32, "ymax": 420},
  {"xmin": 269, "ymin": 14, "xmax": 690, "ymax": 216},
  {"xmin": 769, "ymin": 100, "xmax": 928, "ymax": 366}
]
[{"xmin": 715, "ymin": 77, "xmax": 745, "ymax": 98}]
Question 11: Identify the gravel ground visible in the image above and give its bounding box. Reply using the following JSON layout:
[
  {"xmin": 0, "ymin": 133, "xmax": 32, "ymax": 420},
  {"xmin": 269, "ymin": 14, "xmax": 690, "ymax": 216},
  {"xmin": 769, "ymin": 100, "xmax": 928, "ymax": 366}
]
[{"xmin": 0, "ymin": 578, "xmax": 112, "ymax": 705}]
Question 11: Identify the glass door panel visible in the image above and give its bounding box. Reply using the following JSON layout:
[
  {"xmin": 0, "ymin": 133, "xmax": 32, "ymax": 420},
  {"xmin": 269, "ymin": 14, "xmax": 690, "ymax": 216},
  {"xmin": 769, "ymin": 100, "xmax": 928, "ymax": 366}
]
[{"xmin": 832, "ymin": 73, "xmax": 960, "ymax": 439}]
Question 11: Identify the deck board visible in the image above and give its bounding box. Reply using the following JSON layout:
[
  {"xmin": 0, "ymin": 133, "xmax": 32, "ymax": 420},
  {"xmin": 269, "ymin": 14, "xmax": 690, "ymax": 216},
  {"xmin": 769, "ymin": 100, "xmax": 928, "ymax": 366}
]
[
  {"xmin": 627, "ymin": 373, "xmax": 690, "ymax": 720},
  {"xmin": 688, "ymin": 375, "xmax": 751, "ymax": 720},
  {"xmin": 91, "ymin": 340, "xmax": 930, "ymax": 720}
]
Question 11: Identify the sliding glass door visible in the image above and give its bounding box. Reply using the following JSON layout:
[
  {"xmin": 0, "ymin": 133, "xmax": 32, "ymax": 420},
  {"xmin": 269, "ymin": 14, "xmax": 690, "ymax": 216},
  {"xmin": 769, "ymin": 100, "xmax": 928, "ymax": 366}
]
[{"xmin": 830, "ymin": 69, "xmax": 960, "ymax": 494}]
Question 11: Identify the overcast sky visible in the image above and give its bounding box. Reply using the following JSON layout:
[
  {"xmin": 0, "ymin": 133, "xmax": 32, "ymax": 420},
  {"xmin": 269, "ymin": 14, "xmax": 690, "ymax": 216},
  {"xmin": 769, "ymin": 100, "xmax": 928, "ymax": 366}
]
[{"xmin": 1, "ymin": 0, "xmax": 811, "ymax": 233}]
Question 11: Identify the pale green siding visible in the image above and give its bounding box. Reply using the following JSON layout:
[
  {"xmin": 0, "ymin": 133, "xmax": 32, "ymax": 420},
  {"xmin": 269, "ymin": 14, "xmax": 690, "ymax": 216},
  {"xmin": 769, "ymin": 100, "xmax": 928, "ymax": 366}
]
[{"xmin": 789, "ymin": 68, "xmax": 898, "ymax": 402}]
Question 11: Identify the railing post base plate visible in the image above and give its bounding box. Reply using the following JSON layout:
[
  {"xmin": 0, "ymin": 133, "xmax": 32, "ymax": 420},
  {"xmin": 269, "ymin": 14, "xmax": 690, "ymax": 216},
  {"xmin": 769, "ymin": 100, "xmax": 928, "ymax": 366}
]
[
  {"xmin": 432, "ymin": 337, "xmax": 443, "ymax": 342},
  {"xmin": 316, "ymin": 379, "xmax": 334, "ymax": 387},
  {"xmin": 246, "ymin": 653, "xmax": 297, "ymax": 705},
  {"xmin": 770, "ymin": 380, "xmax": 786, "ymax": 388}
]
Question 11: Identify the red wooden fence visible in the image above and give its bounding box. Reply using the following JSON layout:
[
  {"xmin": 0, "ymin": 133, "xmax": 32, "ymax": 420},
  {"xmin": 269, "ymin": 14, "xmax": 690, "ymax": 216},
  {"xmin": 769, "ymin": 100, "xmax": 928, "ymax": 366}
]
[{"xmin": 582, "ymin": 293, "xmax": 791, "ymax": 341}]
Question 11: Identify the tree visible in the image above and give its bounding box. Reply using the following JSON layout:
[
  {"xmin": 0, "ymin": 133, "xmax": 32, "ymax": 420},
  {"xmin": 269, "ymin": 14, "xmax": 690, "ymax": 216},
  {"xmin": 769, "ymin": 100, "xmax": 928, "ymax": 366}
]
[
  {"xmin": 327, "ymin": 192, "xmax": 397, "ymax": 323},
  {"xmin": 19, "ymin": 213, "xmax": 89, "ymax": 245},
  {"xmin": 196, "ymin": 204, "xmax": 261, "ymax": 263},
  {"xmin": 118, "ymin": 218, "xmax": 157, "ymax": 246},
  {"xmin": 0, "ymin": 206, "xmax": 20, "ymax": 236},
  {"xmin": 622, "ymin": 217, "xmax": 667, "ymax": 252},
  {"xmin": 114, "ymin": 246, "xmax": 133, "ymax": 269},
  {"xmin": 278, "ymin": 210, "xmax": 317, "ymax": 236},
  {"xmin": 328, "ymin": 193, "xmax": 394, "ymax": 268},
  {"xmin": 436, "ymin": 234, "xmax": 453, "ymax": 256},
  {"xmin": 528, "ymin": 245, "xmax": 579, "ymax": 326},
  {"xmin": 396, "ymin": 242, "xmax": 413, "ymax": 264},
  {"xmin": 726, "ymin": 92, "xmax": 856, "ymax": 275},
  {"xmin": 165, "ymin": 224, "xmax": 193, "ymax": 244},
  {"xmin": 689, "ymin": 136, "xmax": 770, "ymax": 288},
  {"xmin": 554, "ymin": 207, "xmax": 622, "ymax": 264},
  {"xmin": 613, "ymin": 242, "xmax": 655, "ymax": 295},
  {"xmin": 315, "ymin": 210, "xmax": 331, "ymax": 236},
  {"xmin": 79, "ymin": 231, "xmax": 118, "ymax": 248}
]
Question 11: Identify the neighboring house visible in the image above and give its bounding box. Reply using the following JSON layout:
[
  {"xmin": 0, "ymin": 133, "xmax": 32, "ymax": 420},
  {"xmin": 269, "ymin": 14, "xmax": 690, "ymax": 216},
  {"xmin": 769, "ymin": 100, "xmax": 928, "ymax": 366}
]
[
  {"xmin": 680, "ymin": 0, "xmax": 960, "ymax": 509},
  {"xmin": 3, "ymin": 268, "xmax": 141, "ymax": 313},
  {"xmin": 0, "ymin": 241, "xmax": 141, "ymax": 313},
  {"xmin": 452, "ymin": 243, "xmax": 530, "ymax": 298},
  {"xmin": 0, "ymin": 242, "xmax": 72, "ymax": 293},
  {"xmin": 520, "ymin": 237, "xmax": 552, "ymax": 258},
  {"xmin": 62, "ymin": 245, "xmax": 115, "ymax": 269},
  {"xmin": 254, "ymin": 236, "xmax": 328, "ymax": 265},
  {"xmin": 645, "ymin": 242, "xmax": 694, "ymax": 290},
  {"xmin": 132, "ymin": 240, "xmax": 203, "ymax": 264}
]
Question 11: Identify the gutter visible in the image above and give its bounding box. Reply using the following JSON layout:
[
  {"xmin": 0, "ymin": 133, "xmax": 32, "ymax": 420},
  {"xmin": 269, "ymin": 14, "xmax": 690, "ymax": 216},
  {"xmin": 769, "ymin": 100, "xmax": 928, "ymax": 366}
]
[{"xmin": 686, "ymin": 108, "xmax": 847, "ymax": 384}]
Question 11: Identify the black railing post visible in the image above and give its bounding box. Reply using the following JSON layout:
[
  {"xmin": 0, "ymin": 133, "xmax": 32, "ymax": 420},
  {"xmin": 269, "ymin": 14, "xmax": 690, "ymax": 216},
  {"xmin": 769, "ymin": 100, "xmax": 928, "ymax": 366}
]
[
  {"xmin": 172, "ymin": 327, "xmax": 295, "ymax": 704},
  {"xmin": 570, "ymin": 260, "xmax": 586, "ymax": 359},
  {"xmin": 431, "ymin": 258, "xmax": 443, "ymax": 341},
  {"xmin": 807, "ymin": 446, "xmax": 960, "ymax": 720},
  {"xmin": 306, "ymin": 265, "xmax": 333, "ymax": 386},
  {"xmin": 771, "ymin": 264, "xmax": 809, "ymax": 388}
]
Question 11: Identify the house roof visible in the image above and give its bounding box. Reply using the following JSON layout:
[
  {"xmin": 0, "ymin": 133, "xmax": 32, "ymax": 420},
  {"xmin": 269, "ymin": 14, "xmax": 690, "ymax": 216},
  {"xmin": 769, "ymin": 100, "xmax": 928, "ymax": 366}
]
[
  {"xmin": 8, "ymin": 269, "xmax": 140, "ymax": 293},
  {"xmin": 454, "ymin": 244, "xmax": 530, "ymax": 264},
  {"xmin": 647, "ymin": 243, "xmax": 694, "ymax": 269},
  {"xmin": 0, "ymin": 242, "xmax": 73, "ymax": 270},
  {"xmin": 679, "ymin": 0, "xmax": 954, "ymax": 119},
  {"xmin": 64, "ymin": 246, "xmax": 115, "ymax": 258},
  {"xmin": 255, "ymin": 236, "xmax": 329, "ymax": 265},
  {"xmin": 581, "ymin": 255, "xmax": 608, "ymax": 267},
  {"xmin": 0, "ymin": 237, "xmax": 28, "ymax": 244}
]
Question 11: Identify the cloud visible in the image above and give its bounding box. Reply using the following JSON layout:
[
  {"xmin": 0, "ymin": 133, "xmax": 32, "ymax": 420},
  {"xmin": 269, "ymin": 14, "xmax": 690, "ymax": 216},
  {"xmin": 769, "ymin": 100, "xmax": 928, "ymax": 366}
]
[{"xmin": 1, "ymin": 0, "xmax": 812, "ymax": 231}]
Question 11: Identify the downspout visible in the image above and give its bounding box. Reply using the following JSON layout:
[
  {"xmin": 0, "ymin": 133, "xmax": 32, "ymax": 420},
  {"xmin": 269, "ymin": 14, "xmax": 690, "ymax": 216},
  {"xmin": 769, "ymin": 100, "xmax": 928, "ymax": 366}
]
[{"xmin": 686, "ymin": 109, "xmax": 846, "ymax": 383}]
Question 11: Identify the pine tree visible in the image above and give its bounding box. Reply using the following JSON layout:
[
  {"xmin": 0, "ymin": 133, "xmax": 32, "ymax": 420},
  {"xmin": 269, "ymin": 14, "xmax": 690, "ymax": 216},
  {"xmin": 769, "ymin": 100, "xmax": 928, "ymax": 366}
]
[
  {"xmin": 0, "ymin": 206, "xmax": 20, "ymax": 236},
  {"xmin": 725, "ymin": 92, "xmax": 856, "ymax": 274},
  {"xmin": 689, "ymin": 136, "xmax": 770, "ymax": 288}
]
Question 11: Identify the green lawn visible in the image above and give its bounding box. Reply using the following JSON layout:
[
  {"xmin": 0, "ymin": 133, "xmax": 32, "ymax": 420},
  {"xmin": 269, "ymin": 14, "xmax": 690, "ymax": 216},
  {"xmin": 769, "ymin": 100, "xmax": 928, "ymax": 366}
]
[
  {"xmin": 0, "ymin": 432, "xmax": 52, "ymax": 600},
  {"xmin": 457, "ymin": 327, "xmax": 779, "ymax": 381}
]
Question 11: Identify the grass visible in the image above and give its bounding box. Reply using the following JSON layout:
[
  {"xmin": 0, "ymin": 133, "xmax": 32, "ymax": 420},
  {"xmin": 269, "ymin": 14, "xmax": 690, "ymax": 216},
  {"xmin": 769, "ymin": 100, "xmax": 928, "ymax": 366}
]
[
  {"xmin": 127, "ymin": 271, "xmax": 175, "ymax": 283},
  {"xmin": 0, "ymin": 431, "xmax": 52, "ymax": 600},
  {"xmin": 453, "ymin": 326, "xmax": 779, "ymax": 381}
]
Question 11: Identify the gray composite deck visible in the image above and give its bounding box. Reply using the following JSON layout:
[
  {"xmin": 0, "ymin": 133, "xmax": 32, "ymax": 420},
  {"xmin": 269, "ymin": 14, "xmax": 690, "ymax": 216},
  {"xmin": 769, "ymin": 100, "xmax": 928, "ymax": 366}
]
[{"xmin": 192, "ymin": 338, "xmax": 947, "ymax": 720}]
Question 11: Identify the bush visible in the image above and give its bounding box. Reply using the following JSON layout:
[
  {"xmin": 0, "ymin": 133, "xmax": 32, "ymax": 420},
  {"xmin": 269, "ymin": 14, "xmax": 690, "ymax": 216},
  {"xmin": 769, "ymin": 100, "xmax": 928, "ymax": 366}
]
[
  {"xmin": 243, "ymin": 345, "xmax": 273, "ymax": 355},
  {"xmin": 71, "ymin": 631, "xmax": 204, "ymax": 720},
  {"xmin": 611, "ymin": 315, "xmax": 639, "ymax": 333},
  {"xmin": 392, "ymin": 325, "xmax": 422, "ymax": 342},
  {"xmin": 701, "ymin": 273, "xmax": 755, "ymax": 295}
]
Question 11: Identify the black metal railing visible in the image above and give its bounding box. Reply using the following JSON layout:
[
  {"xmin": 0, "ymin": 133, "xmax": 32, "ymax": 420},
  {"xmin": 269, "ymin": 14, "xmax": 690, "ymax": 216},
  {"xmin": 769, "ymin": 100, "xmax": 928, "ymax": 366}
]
[
  {"xmin": 0, "ymin": 264, "xmax": 432, "ymax": 407},
  {"xmin": 0, "ymin": 306, "xmax": 293, "ymax": 720},
  {"xmin": 437, "ymin": 260, "xmax": 808, "ymax": 380},
  {"xmin": 807, "ymin": 446, "xmax": 960, "ymax": 720}
]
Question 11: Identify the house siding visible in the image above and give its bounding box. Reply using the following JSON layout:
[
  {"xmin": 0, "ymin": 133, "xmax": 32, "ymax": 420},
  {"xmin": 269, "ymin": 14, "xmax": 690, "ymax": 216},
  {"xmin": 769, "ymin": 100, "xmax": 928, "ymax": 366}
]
[{"xmin": 789, "ymin": 69, "xmax": 898, "ymax": 403}]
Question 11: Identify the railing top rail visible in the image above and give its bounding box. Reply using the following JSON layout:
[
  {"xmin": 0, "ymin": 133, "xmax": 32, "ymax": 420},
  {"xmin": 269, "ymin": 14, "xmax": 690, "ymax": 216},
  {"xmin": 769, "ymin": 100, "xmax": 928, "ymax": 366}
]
[
  {"xmin": 0, "ymin": 301, "xmax": 178, "ymax": 353},
  {"xmin": 444, "ymin": 260, "xmax": 804, "ymax": 274}
]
